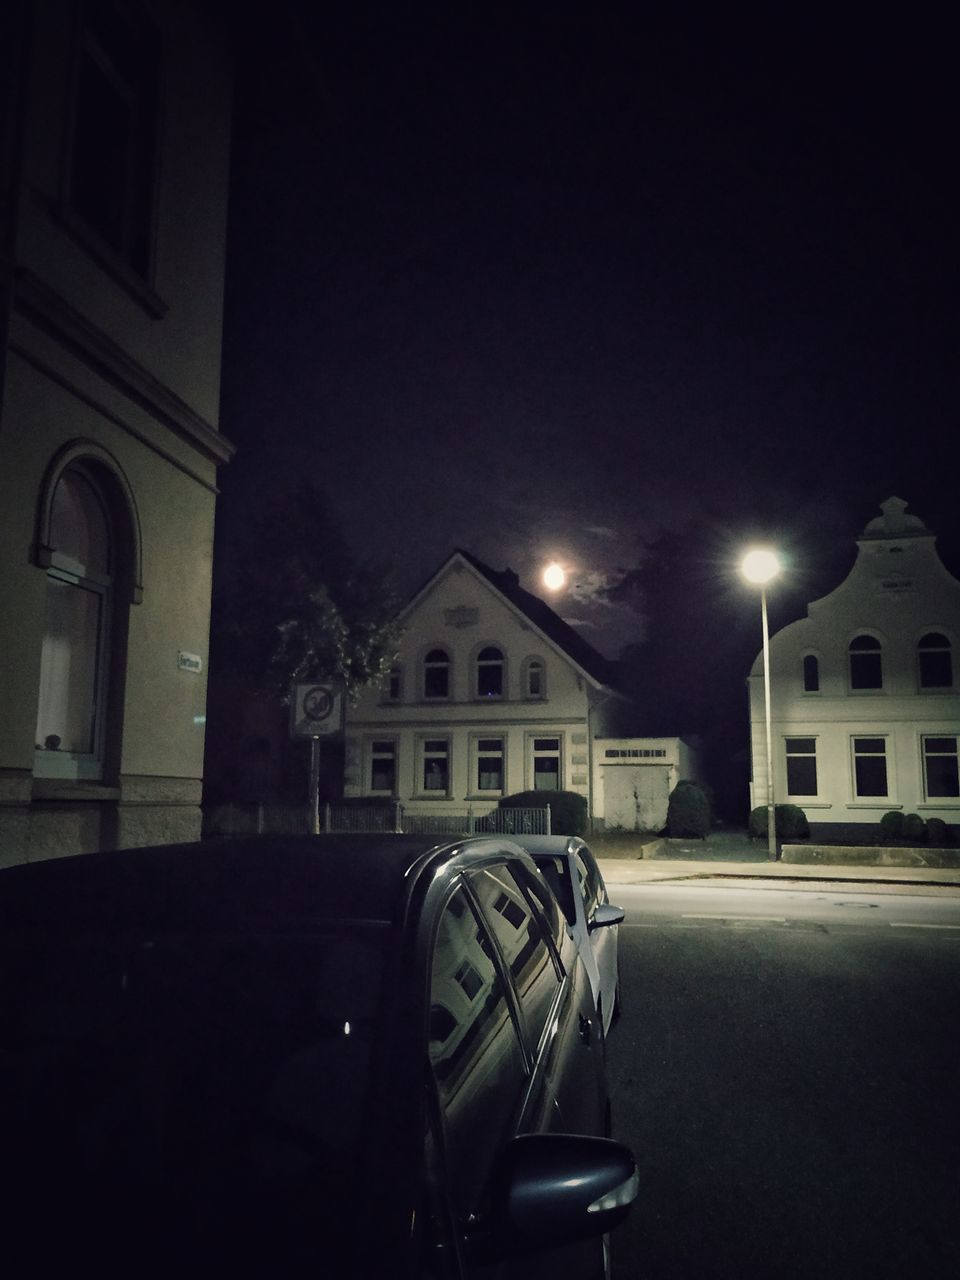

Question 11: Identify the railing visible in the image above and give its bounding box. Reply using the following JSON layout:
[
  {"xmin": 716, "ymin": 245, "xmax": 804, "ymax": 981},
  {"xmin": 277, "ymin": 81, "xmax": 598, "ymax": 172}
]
[{"xmin": 204, "ymin": 803, "xmax": 551, "ymax": 838}]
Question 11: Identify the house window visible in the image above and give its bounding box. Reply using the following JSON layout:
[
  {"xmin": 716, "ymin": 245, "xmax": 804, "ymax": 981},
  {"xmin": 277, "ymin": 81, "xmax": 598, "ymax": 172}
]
[
  {"xmin": 476, "ymin": 646, "xmax": 504, "ymax": 698},
  {"xmin": 853, "ymin": 737, "xmax": 888, "ymax": 798},
  {"xmin": 421, "ymin": 738, "xmax": 450, "ymax": 794},
  {"xmin": 523, "ymin": 657, "xmax": 545, "ymax": 699},
  {"xmin": 918, "ymin": 633, "xmax": 953, "ymax": 689},
  {"xmin": 785, "ymin": 737, "xmax": 818, "ymax": 796},
  {"xmin": 849, "ymin": 635, "xmax": 883, "ymax": 690},
  {"xmin": 384, "ymin": 665, "xmax": 403, "ymax": 702},
  {"xmin": 67, "ymin": 0, "xmax": 161, "ymax": 277},
  {"xmin": 423, "ymin": 649, "xmax": 450, "ymax": 700},
  {"xmin": 369, "ymin": 739, "xmax": 397, "ymax": 794},
  {"xmin": 35, "ymin": 467, "xmax": 113, "ymax": 780},
  {"xmin": 923, "ymin": 737, "xmax": 959, "ymax": 799},
  {"xmin": 474, "ymin": 737, "xmax": 505, "ymax": 793},
  {"xmin": 802, "ymin": 654, "xmax": 820, "ymax": 693},
  {"xmin": 531, "ymin": 736, "xmax": 561, "ymax": 791}
]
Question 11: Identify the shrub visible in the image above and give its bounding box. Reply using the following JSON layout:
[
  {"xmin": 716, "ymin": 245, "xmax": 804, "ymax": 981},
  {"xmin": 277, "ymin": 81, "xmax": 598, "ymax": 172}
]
[
  {"xmin": 778, "ymin": 804, "xmax": 810, "ymax": 839},
  {"xmin": 749, "ymin": 804, "xmax": 810, "ymax": 840},
  {"xmin": 499, "ymin": 789, "xmax": 588, "ymax": 837},
  {"xmin": 926, "ymin": 817, "xmax": 948, "ymax": 845},
  {"xmin": 902, "ymin": 812, "xmax": 926, "ymax": 843},
  {"xmin": 879, "ymin": 811, "xmax": 905, "ymax": 843},
  {"xmin": 666, "ymin": 781, "xmax": 711, "ymax": 838}
]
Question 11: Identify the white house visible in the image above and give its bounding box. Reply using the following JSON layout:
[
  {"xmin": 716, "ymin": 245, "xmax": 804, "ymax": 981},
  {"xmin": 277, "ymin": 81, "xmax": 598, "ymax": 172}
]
[
  {"xmin": 343, "ymin": 550, "xmax": 700, "ymax": 831},
  {"xmin": 747, "ymin": 498, "xmax": 960, "ymax": 840},
  {"xmin": 0, "ymin": 2, "xmax": 234, "ymax": 862},
  {"xmin": 343, "ymin": 551, "xmax": 630, "ymax": 823}
]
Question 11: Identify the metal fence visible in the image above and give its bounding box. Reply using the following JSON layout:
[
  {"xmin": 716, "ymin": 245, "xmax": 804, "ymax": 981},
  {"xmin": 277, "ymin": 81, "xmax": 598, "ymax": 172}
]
[{"xmin": 204, "ymin": 802, "xmax": 551, "ymax": 838}]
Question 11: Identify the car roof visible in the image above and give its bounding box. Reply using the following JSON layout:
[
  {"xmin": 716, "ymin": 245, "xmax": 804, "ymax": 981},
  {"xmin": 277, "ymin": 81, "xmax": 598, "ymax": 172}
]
[
  {"xmin": 508, "ymin": 834, "xmax": 588, "ymax": 859},
  {"xmin": 0, "ymin": 834, "xmax": 528, "ymax": 934}
]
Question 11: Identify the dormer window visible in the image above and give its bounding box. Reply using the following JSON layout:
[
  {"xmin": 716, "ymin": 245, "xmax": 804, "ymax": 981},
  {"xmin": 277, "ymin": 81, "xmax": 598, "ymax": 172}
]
[
  {"xmin": 476, "ymin": 646, "xmax": 504, "ymax": 698},
  {"xmin": 423, "ymin": 648, "xmax": 450, "ymax": 699}
]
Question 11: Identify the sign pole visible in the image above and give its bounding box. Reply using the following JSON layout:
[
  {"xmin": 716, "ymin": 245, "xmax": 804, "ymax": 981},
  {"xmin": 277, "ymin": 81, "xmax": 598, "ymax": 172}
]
[{"xmin": 309, "ymin": 736, "xmax": 320, "ymax": 835}]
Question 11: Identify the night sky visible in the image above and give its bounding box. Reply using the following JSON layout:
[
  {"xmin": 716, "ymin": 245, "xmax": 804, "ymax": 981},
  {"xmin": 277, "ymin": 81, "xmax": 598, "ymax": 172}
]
[{"xmin": 218, "ymin": 2, "xmax": 958, "ymax": 671}]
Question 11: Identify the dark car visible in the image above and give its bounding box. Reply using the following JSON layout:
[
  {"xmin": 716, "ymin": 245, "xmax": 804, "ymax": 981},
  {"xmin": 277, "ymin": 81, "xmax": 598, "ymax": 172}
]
[{"xmin": 0, "ymin": 834, "xmax": 637, "ymax": 1278}]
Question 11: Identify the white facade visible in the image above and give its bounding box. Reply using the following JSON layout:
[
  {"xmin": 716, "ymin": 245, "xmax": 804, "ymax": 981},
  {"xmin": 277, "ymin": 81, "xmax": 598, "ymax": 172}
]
[
  {"xmin": 0, "ymin": 2, "xmax": 233, "ymax": 862},
  {"xmin": 747, "ymin": 498, "xmax": 960, "ymax": 838},
  {"xmin": 344, "ymin": 552, "xmax": 624, "ymax": 820}
]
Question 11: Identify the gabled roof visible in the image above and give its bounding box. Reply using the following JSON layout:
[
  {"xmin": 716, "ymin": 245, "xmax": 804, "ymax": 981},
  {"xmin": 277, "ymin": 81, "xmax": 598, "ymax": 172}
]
[{"xmin": 402, "ymin": 549, "xmax": 619, "ymax": 691}]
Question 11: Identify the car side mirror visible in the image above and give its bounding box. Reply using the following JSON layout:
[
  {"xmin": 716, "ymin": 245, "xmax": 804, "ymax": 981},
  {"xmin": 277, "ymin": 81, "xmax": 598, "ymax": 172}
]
[
  {"xmin": 485, "ymin": 1133, "xmax": 638, "ymax": 1255},
  {"xmin": 588, "ymin": 902, "xmax": 625, "ymax": 932}
]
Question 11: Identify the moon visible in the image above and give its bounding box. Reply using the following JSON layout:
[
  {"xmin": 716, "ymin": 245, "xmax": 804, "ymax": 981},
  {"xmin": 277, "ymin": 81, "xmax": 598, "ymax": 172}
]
[{"xmin": 542, "ymin": 562, "xmax": 566, "ymax": 591}]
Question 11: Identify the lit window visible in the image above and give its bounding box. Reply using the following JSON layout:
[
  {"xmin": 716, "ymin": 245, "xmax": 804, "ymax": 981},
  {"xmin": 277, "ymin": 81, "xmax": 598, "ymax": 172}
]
[
  {"xmin": 421, "ymin": 739, "xmax": 450, "ymax": 793},
  {"xmin": 853, "ymin": 737, "xmax": 888, "ymax": 797},
  {"xmin": 918, "ymin": 633, "xmax": 953, "ymax": 690},
  {"xmin": 802, "ymin": 654, "xmax": 820, "ymax": 693},
  {"xmin": 923, "ymin": 737, "xmax": 959, "ymax": 798},
  {"xmin": 785, "ymin": 738, "xmax": 818, "ymax": 796},
  {"xmin": 476, "ymin": 646, "xmax": 504, "ymax": 698},
  {"xmin": 475, "ymin": 738, "xmax": 505, "ymax": 793},
  {"xmin": 35, "ymin": 468, "xmax": 113, "ymax": 780},
  {"xmin": 369, "ymin": 740, "xmax": 397, "ymax": 794},
  {"xmin": 68, "ymin": 0, "xmax": 161, "ymax": 277},
  {"xmin": 531, "ymin": 736, "xmax": 561, "ymax": 791},
  {"xmin": 849, "ymin": 635, "xmax": 883, "ymax": 690},
  {"xmin": 423, "ymin": 649, "xmax": 450, "ymax": 700}
]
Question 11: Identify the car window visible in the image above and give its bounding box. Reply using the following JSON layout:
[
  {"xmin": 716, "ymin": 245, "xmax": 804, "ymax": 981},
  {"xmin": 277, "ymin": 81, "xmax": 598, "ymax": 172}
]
[
  {"xmin": 428, "ymin": 886, "xmax": 527, "ymax": 1220},
  {"xmin": 467, "ymin": 865, "xmax": 561, "ymax": 1054},
  {"xmin": 532, "ymin": 853, "xmax": 576, "ymax": 925},
  {"xmin": 574, "ymin": 848, "xmax": 602, "ymax": 919},
  {"xmin": 510, "ymin": 861, "xmax": 567, "ymax": 961}
]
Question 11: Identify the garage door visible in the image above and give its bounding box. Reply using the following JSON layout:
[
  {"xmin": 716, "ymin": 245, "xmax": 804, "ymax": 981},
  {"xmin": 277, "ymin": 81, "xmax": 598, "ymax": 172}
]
[{"xmin": 602, "ymin": 765, "xmax": 671, "ymax": 832}]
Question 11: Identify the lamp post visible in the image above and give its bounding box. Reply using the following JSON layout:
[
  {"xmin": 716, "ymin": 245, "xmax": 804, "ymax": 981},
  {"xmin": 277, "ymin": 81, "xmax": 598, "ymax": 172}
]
[{"xmin": 741, "ymin": 548, "xmax": 781, "ymax": 860}]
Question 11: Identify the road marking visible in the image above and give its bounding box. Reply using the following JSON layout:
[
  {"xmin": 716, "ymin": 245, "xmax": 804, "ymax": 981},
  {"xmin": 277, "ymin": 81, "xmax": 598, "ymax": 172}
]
[
  {"xmin": 889, "ymin": 922, "xmax": 960, "ymax": 931},
  {"xmin": 681, "ymin": 914, "xmax": 787, "ymax": 924}
]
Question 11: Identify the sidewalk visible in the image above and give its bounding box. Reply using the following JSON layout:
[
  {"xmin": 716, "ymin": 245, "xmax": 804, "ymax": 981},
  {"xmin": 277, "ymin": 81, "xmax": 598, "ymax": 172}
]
[{"xmin": 591, "ymin": 830, "xmax": 960, "ymax": 889}]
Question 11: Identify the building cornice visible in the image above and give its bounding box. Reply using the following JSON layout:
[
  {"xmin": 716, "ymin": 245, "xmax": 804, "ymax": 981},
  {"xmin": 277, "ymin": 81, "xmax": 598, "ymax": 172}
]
[{"xmin": 13, "ymin": 267, "xmax": 235, "ymax": 467}]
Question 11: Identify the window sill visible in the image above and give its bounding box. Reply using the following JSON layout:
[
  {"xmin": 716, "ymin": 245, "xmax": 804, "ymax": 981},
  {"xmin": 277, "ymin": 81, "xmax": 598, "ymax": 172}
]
[
  {"xmin": 413, "ymin": 794, "xmax": 453, "ymax": 801},
  {"xmin": 32, "ymin": 779, "xmax": 120, "ymax": 802},
  {"xmin": 918, "ymin": 802, "xmax": 960, "ymax": 810},
  {"xmin": 848, "ymin": 801, "xmax": 899, "ymax": 809},
  {"xmin": 466, "ymin": 793, "xmax": 503, "ymax": 801},
  {"xmin": 785, "ymin": 800, "xmax": 832, "ymax": 808}
]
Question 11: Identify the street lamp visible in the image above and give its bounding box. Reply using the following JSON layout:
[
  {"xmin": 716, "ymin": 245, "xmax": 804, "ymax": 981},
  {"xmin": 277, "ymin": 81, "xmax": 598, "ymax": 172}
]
[{"xmin": 741, "ymin": 548, "xmax": 781, "ymax": 860}]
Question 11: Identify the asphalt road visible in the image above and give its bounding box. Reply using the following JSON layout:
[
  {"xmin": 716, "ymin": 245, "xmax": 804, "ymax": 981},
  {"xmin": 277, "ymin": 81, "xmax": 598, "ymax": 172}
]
[{"xmin": 605, "ymin": 882, "xmax": 960, "ymax": 1279}]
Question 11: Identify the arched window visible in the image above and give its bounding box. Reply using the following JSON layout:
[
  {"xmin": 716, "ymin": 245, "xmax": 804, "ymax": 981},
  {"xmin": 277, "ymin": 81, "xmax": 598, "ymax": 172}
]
[
  {"xmin": 849, "ymin": 634, "xmax": 882, "ymax": 690},
  {"xmin": 423, "ymin": 648, "xmax": 450, "ymax": 699},
  {"xmin": 523, "ymin": 657, "xmax": 545, "ymax": 699},
  {"xmin": 802, "ymin": 654, "xmax": 820, "ymax": 693},
  {"xmin": 35, "ymin": 466, "xmax": 114, "ymax": 779},
  {"xmin": 918, "ymin": 633, "xmax": 953, "ymax": 689},
  {"xmin": 476, "ymin": 646, "xmax": 504, "ymax": 698}
]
